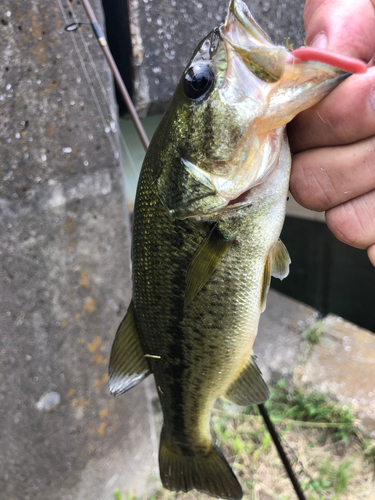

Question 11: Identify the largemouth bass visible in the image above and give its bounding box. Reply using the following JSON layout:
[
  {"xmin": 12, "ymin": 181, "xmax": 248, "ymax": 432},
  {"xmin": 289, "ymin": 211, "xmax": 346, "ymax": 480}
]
[{"xmin": 109, "ymin": 1, "xmax": 348, "ymax": 498}]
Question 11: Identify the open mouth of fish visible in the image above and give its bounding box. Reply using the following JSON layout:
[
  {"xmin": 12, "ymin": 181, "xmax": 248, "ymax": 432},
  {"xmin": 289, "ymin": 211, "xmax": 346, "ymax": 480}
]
[{"xmin": 156, "ymin": 0, "xmax": 358, "ymax": 221}]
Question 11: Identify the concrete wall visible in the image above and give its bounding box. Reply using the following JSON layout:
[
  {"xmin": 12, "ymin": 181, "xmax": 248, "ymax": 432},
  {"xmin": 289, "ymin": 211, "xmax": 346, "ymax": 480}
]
[
  {"xmin": 0, "ymin": 1, "xmax": 157, "ymax": 498},
  {"xmin": 125, "ymin": 0, "xmax": 305, "ymax": 115}
]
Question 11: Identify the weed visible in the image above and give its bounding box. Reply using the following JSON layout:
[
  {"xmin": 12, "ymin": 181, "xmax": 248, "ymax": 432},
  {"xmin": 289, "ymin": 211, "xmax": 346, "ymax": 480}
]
[
  {"xmin": 303, "ymin": 321, "xmax": 323, "ymax": 345},
  {"xmin": 363, "ymin": 439, "xmax": 375, "ymax": 463},
  {"xmin": 284, "ymin": 36, "xmax": 294, "ymax": 50},
  {"xmin": 265, "ymin": 380, "xmax": 357, "ymax": 442},
  {"xmin": 116, "ymin": 381, "xmax": 373, "ymax": 500}
]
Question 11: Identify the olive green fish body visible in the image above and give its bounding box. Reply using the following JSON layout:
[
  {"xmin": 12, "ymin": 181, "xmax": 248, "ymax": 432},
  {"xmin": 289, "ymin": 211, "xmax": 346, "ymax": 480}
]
[
  {"xmin": 133, "ymin": 136, "xmax": 290, "ymax": 451},
  {"xmin": 109, "ymin": 1, "xmax": 348, "ymax": 498}
]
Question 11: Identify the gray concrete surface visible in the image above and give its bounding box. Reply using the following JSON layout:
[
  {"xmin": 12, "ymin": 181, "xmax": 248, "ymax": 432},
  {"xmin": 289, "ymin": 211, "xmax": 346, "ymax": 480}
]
[
  {"xmin": 296, "ymin": 314, "xmax": 375, "ymax": 437},
  {"xmin": 257, "ymin": 292, "xmax": 375, "ymax": 439},
  {"xmin": 128, "ymin": 0, "xmax": 306, "ymax": 114},
  {"xmin": 0, "ymin": 1, "xmax": 156, "ymax": 498},
  {"xmin": 255, "ymin": 289, "xmax": 320, "ymax": 383}
]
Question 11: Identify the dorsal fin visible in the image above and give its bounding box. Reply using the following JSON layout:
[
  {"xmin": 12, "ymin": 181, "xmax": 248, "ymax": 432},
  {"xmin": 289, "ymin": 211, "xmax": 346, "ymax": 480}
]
[{"xmin": 108, "ymin": 300, "xmax": 151, "ymax": 396}]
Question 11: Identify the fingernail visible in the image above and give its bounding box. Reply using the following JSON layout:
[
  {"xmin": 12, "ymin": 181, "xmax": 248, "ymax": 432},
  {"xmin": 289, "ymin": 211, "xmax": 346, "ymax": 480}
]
[{"xmin": 311, "ymin": 32, "xmax": 328, "ymax": 49}]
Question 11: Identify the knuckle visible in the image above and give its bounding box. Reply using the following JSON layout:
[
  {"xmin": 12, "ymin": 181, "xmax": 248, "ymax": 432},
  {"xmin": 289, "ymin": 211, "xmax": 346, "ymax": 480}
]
[{"xmin": 325, "ymin": 200, "xmax": 370, "ymax": 249}]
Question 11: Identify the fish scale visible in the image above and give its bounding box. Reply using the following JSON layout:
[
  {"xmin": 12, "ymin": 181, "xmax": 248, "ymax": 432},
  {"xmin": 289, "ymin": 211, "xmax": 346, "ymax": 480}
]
[
  {"xmin": 109, "ymin": 0, "xmax": 350, "ymax": 498},
  {"xmin": 133, "ymin": 137, "xmax": 288, "ymax": 449}
]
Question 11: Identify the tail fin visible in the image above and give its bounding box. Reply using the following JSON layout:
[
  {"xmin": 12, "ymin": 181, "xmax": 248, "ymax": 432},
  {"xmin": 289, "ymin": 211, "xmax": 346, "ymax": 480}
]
[{"xmin": 159, "ymin": 427, "xmax": 243, "ymax": 499}]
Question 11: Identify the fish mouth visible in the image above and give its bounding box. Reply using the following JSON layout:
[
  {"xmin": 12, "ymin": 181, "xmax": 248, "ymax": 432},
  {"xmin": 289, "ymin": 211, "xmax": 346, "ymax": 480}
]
[{"xmin": 221, "ymin": 0, "xmax": 287, "ymax": 84}]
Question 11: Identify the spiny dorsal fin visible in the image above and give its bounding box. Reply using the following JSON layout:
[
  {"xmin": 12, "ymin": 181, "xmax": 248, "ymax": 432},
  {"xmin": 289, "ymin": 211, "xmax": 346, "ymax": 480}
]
[
  {"xmin": 271, "ymin": 239, "xmax": 290, "ymax": 280},
  {"xmin": 108, "ymin": 300, "xmax": 151, "ymax": 396},
  {"xmin": 225, "ymin": 354, "xmax": 269, "ymax": 406},
  {"xmin": 185, "ymin": 226, "xmax": 232, "ymax": 309}
]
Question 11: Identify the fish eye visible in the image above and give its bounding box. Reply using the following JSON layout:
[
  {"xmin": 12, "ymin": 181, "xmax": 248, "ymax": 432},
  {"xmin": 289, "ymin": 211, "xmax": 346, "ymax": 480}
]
[{"xmin": 184, "ymin": 64, "xmax": 215, "ymax": 100}]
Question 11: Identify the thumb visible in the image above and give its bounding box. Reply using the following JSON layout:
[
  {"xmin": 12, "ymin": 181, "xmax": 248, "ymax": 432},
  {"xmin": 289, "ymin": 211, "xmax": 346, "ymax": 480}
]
[{"xmin": 304, "ymin": 0, "xmax": 375, "ymax": 62}]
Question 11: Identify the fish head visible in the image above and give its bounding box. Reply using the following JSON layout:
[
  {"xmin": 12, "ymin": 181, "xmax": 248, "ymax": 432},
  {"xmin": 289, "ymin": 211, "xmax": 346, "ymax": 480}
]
[{"xmin": 155, "ymin": 0, "xmax": 347, "ymax": 220}]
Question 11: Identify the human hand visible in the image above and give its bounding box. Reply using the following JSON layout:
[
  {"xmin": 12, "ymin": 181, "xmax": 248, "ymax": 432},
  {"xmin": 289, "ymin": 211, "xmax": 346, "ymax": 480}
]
[{"xmin": 288, "ymin": 0, "xmax": 375, "ymax": 266}]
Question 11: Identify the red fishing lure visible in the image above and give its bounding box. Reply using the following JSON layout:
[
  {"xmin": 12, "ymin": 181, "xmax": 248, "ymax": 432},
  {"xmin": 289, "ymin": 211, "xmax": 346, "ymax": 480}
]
[{"xmin": 292, "ymin": 47, "xmax": 367, "ymax": 73}]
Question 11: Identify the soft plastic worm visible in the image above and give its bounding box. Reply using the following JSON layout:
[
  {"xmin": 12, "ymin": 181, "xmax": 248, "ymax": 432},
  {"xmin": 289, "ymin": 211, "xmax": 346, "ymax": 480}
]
[{"xmin": 291, "ymin": 47, "xmax": 367, "ymax": 73}]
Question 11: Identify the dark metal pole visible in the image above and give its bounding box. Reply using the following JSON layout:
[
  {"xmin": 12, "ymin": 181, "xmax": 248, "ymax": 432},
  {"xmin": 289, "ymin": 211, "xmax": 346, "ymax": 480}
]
[
  {"xmin": 80, "ymin": 0, "xmax": 150, "ymax": 151},
  {"xmin": 258, "ymin": 403, "xmax": 306, "ymax": 500}
]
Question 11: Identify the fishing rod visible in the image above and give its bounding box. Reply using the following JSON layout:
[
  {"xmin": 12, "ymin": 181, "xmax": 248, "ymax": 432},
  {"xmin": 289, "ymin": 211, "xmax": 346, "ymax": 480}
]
[
  {"xmin": 66, "ymin": 2, "xmax": 306, "ymax": 498},
  {"xmin": 69, "ymin": 0, "xmax": 149, "ymax": 150},
  {"xmin": 258, "ymin": 403, "xmax": 306, "ymax": 500}
]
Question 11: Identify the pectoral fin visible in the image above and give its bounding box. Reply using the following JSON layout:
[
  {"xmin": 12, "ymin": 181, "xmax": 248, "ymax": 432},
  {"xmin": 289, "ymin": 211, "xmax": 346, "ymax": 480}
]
[
  {"xmin": 260, "ymin": 240, "xmax": 290, "ymax": 312},
  {"xmin": 225, "ymin": 354, "xmax": 269, "ymax": 406},
  {"xmin": 185, "ymin": 226, "xmax": 232, "ymax": 309},
  {"xmin": 260, "ymin": 253, "xmax": 272, "ymax": 312},
  {"xmin": 271, "ymin": 239, "xmax": 290, "ymax": 280},
  {"xmin": 108, "ymin": 300, "xmax": 151, "ymax": 396}
]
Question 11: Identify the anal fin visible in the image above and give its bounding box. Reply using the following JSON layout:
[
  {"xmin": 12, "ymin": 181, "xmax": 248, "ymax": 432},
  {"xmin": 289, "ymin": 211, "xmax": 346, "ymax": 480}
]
[
  {"xmin": 225, "ymin": 354, "xmax": 269, "ymax": 406},
  {"xmin": 108, "ymin": 300, "xmax": 151, "ymax": 396}
]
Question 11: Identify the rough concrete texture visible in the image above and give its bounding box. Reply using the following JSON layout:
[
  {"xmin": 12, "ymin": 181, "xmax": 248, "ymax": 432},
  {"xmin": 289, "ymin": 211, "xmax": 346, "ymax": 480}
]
[
  {"xmin": 128, "ymin": 0, "xmax": 305, "ymax": 114},
  {"xmin": 0, "ymin": 1, "xmax": 156, "ymax": 499},
  {"xmin": 254, "ymin": 290, "xmax": 320, "ymax": 383},
  {"xmin": 296, "ymin": 314, "xmax": 375, "ymax": 437}
]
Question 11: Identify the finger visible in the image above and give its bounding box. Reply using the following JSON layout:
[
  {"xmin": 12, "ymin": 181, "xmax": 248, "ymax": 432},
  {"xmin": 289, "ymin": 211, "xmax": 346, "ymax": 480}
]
[
  {"xmin": 288, "ymin": 67, "xmax": 375, "ymax": 153},
  {"xmin": 367, "ymin": 243, "xmax": 375, "ymax": 266},
  {"xmin": 304, "ymin": 0, "xmax": 375, "ymax": 61},
  {"xmin": 290, "ymin": 136, "xmax": 375, "ymax": 212},
  {"xmin": 325, "ymin": 189, "xmax": 375, "ymax": 250}
]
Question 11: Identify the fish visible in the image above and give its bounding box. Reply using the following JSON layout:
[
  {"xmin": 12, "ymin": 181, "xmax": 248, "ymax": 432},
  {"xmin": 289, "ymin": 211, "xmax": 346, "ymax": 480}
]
[{"xmin": 108, "ymin": 0, "xmax": 348, "ymax": 498}]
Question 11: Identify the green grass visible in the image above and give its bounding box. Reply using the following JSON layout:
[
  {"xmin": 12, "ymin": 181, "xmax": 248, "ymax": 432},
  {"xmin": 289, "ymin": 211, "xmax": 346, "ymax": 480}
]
[
  {"xmin": 265, "ymin": 379, "xmax": 358, "ymax": 443},
  {"xmin": 115, "ymin": 380, "xmax": 374, "ymax": 500},
  {"xmin": 302, "ymin": 321, "xmax": 324, "ymax": 345}
]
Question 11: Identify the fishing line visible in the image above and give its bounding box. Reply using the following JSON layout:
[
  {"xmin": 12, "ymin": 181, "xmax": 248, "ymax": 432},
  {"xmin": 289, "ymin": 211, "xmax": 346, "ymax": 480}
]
[
  {"xmin": 56, "ymin": 0, "xmax": 119, "ymax": 162},
  {"xmin": 63, "ymin": 1, "xmax": 308, "ymax": 498},
  {"xmin": 64, "ymin": 1, "xmax": 142, "ymax": 181},
  {"xmin": 59, "ymin": 0, "xmax": 141, "ymax": 187},
  {"xmin": 80, "ymin": 0, "xmax": 149, "ymax": 150}
]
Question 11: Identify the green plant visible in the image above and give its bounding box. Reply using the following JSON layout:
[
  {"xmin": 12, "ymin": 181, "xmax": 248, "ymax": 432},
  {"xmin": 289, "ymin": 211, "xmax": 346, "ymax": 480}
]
[
  {"xmin": 284, "ymin": 36, "xmax": 294, "ymax": 50},
  {"xmin": 363, "ymin": 439, "xmax": 375, "ymax": 463},
  {"xmin": 117, "ymin": 380, "xmax": 374, "ymax": 500},
  {"xmin": 265, "ymin": 380, "xmax": 357, "ymax": 443},
  {"xmin": 303, "ymin": 320, "xmax": 324, "ymax": 345}
]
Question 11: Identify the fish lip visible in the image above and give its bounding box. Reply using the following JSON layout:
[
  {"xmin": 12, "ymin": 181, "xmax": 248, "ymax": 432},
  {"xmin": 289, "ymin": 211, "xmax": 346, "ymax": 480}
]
[
  {"xmin": 223, "ymin": 0, "xmax": 272, "ymax": 46},
  {"xmin": 220, "ymin": 0, "xmax": 287, "ymax": 84}
]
